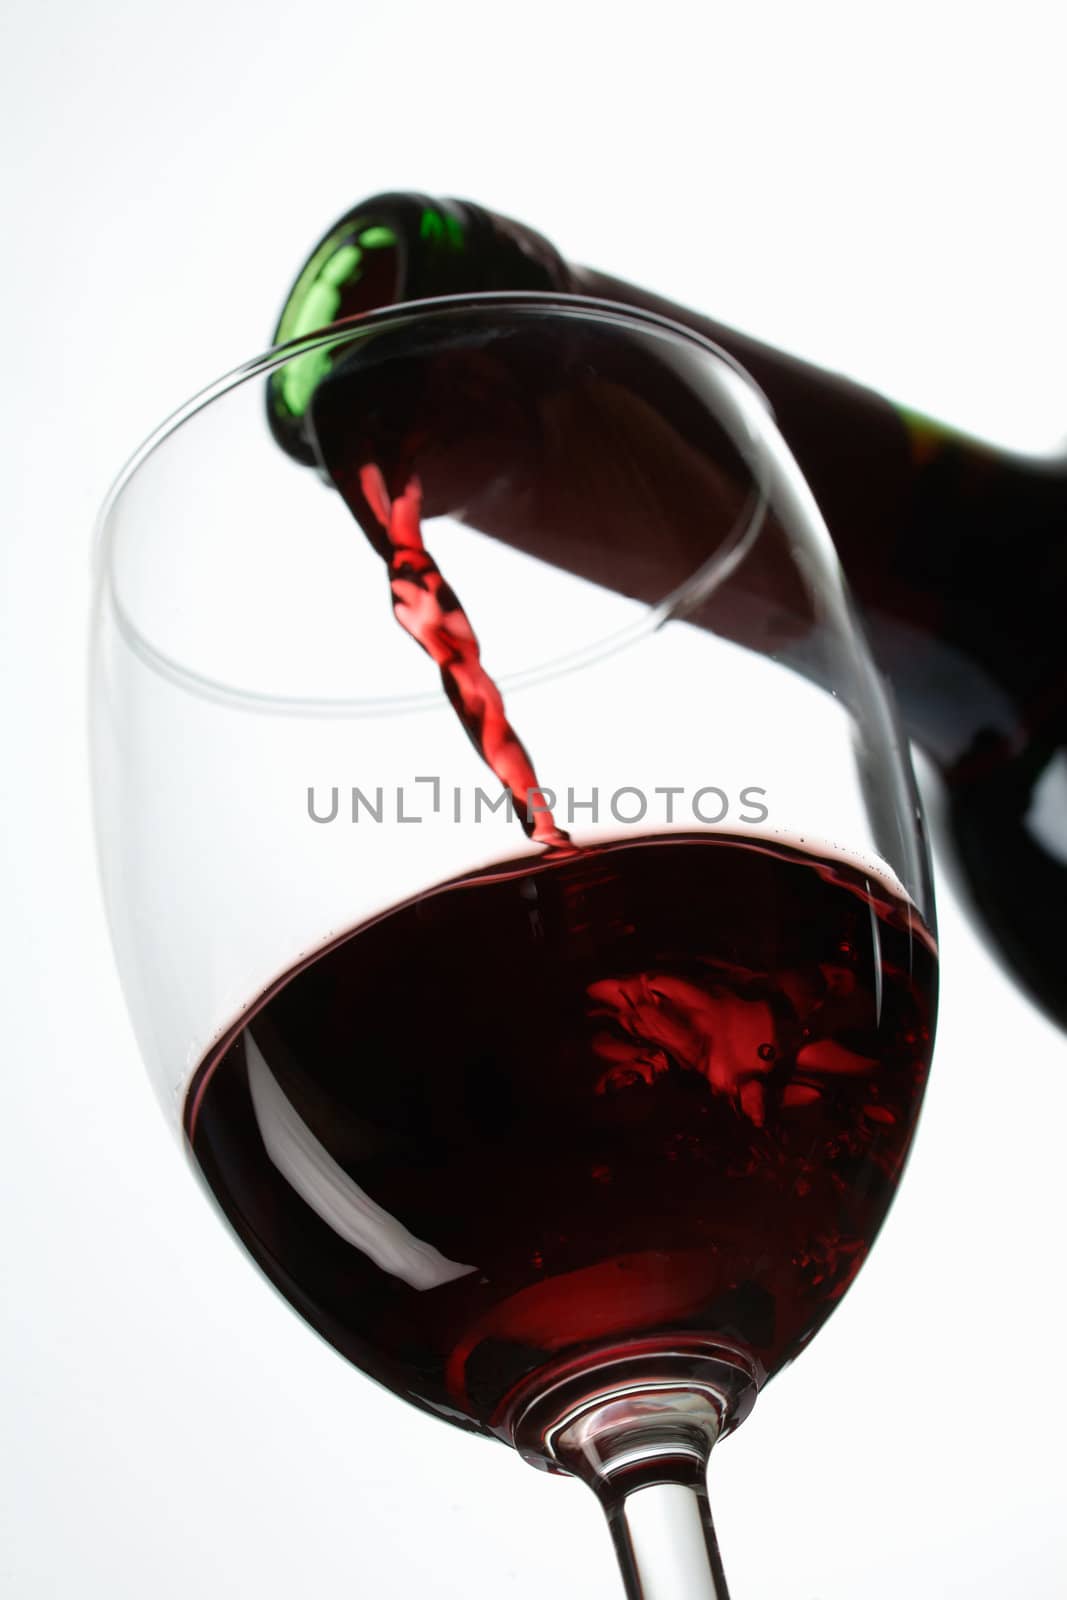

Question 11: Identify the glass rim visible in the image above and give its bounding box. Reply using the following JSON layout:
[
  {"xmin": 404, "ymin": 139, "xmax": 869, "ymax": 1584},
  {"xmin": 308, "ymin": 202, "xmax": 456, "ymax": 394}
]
[
  {"xmin": 90, "ymin": 288, "xmax": 795, "ymax": 717},
  {"xmin": 91, "ymin": 287, "xmax": 776, "ymax": 566}
]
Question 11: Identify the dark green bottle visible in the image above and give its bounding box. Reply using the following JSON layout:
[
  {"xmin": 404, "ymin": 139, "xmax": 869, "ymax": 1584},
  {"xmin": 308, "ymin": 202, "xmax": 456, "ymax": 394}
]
[{"xmin": 268, "ymin": 191, "xmax": 1067, "ymax": 1032}]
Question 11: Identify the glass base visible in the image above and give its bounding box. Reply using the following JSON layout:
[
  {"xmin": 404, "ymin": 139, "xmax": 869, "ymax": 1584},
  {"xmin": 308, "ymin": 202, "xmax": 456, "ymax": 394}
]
[{"xmin": 503, "ymin": 1336, "xmax": 760, "ymax": 1496}]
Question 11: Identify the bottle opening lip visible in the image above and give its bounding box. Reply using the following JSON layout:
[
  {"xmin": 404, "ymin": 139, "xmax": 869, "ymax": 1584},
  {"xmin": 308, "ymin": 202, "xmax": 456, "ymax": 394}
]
[
  {"xmin": 270, "ymin": 191, "xmax": 481, "ymax": 350},
  {"xmin": 268, "ymin": 202, "xmax": 411, "ymax": 461},
  {"xmin": 272, "ymin": 207, "xmax": 408, "ymax": 343},
  {"xmin": 273, "ymin": 191, "xmax": 451, "ymax": 319}
]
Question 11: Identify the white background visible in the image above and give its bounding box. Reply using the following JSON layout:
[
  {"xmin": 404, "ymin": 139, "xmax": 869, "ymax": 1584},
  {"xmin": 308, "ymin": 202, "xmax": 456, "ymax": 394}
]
[{"xmin": 3, "ymin": 3, "xmax": 1066, "ymax": 1596}]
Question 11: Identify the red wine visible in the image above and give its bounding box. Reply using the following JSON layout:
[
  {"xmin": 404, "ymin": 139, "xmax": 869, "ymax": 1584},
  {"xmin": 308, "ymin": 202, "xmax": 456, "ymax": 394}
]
[
  {"xmin": 186, "ymin": 834, "xmax": 935, "ymax": 1440},
  {"xmin": 327, "ymin": 456, "xmax": 568, "ymax": 848},
  {"xmin": 268, "ymin": 191, "xmax": 1067, "ymax": 1031}
]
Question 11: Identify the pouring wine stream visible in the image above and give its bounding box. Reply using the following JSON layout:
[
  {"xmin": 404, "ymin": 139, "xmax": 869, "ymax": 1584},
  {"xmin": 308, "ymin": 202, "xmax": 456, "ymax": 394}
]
[{"xmin": 347, "ymin": 461, "xmax": 571, "ymax": 849}]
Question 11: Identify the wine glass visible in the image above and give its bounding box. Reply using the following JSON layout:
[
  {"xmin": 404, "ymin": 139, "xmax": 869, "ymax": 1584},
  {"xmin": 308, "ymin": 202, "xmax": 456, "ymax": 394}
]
[{"xmin": 90, "ymin": 293, "xmax": 937, "ymax": 1599}]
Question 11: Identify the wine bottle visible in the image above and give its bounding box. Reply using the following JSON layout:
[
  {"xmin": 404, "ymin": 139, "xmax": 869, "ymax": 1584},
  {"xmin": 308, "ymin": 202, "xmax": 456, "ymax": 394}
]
[{"xmin": 267, "ymin": 192, "xmax": 1067, "ymax": 1032}]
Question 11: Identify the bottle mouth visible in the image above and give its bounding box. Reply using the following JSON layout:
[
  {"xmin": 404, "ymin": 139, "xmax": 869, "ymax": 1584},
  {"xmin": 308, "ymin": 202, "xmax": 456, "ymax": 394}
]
[
  {"xmin": 267, "ymin": 206, "xmax": 407, "ymax": 461},
  {"xmin": 266, "ymin": 192, "xmax": 574, "ymax": 465}
]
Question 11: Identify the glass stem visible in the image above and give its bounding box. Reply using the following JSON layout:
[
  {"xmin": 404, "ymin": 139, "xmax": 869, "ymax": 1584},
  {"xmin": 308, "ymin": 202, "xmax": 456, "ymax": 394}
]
[
  {"xmin": 605, "ymin": 1474, "xmax": 731, "ymax": 1600},
  {"xmin": 546, "ymin": 1383, "xmax": 736, "ymax": 1600},
  {"xmin": 508, "ymin": 1344, "xmax": 755, "ymax": 1600}
]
